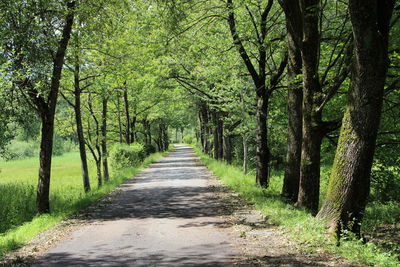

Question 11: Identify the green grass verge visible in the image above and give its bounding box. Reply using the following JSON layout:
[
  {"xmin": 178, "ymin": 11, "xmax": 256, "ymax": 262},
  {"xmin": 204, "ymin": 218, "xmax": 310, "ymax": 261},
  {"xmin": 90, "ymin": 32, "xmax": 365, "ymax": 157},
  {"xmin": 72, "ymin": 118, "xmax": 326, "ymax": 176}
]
[
  {"xmin": 0, "ymin": 151, "xmax": 168, "ymax": 257},
  {"xmin": 194, "ymin": 147, "xmax": 399, "ymax": 267}
]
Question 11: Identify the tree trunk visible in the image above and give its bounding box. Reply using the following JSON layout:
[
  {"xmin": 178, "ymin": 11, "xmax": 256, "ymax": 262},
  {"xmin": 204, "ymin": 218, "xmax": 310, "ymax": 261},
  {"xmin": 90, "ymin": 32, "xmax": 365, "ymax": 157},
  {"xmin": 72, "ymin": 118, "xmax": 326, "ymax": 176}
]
[
  {"xmin": 280, "ymin": 0, "xmax": 303, "ymax": 203},
  {"xmin": 223, "ymin": 134, "xmax": 233, "ymax": 164},
  {"xmin": 163, "ymin": 124, "xmax": 169, "ymax": 150},
  {"xmin": 212, "ymin": 111, "xmax": 220, "ymax": 159},
  {"xmin": 95, "ymin": 159, "xmax": 102, "ymax": 188},
  {"xmin": 101, "ymin": 96, "xmax": 109, "ymax": 182},
  {"xmin": 296, "ymin": 0, "xmax": 322, "ymax": 214},
  {"xmin": 317, "ymin": 0, "xmax": 394, "ymax": 236},
  {"xmin": 116, "ymin": 93, "xmax": 123, "ymax": 143},
  {"xmin": 36, "ymin": 115, "xmax": 54, "ymax": 214},
  {"xmin": 199, "ymin": 102, "xmax": 211, "ymax": 154},
  {"xmin": 255, "ymin": 92, "xmax": 270, "ymax": 188},
  {"xmin": 123, "ymin": 88, "xmax": 130, "ymax": 144},
  {"xmin": 74, "ymin": 62, "xmax": 90, "ymax": 193},
  {"xmin": 35, "ymin": 2, "xmax": 75, "ymax": 214},
  {"xmin": 218, "ymin": 119, "xmax": 224, "ymax": 159}
]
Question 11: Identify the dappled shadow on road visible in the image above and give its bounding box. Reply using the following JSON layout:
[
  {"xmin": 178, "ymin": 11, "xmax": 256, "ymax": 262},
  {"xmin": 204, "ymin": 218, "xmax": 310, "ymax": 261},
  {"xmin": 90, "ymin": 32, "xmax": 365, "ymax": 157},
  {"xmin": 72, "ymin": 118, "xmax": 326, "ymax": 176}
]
[
  {"xmin": 33, "ymin": 251, "xmax": 341, "ymax": 267},
  {"xmin": 85, "ymin": 185, "xmax": 233, "ymax": 221},
  {"xmin": 36, "ymin": 246, "xmax": 237, "ymax": 266}
]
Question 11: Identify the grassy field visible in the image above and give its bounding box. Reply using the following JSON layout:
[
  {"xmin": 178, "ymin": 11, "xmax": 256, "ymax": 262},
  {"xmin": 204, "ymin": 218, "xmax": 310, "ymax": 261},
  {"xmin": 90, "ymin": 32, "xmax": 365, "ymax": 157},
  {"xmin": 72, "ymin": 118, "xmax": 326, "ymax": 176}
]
[
  {"xmin": 0, "ymin": 151, "xmax": 167, "ymax": 257},
  {"xmin": 194, "ymin": 147, "xmax": 400, "ymax": 267}
]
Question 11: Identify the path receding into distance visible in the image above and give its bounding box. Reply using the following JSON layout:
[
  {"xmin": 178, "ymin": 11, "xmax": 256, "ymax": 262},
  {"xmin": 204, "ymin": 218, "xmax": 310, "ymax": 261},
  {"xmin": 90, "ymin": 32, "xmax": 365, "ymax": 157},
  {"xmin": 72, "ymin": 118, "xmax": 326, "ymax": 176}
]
[{"xmin": 37, "ymin": 145, "xmax": 240, "ymax": 266}]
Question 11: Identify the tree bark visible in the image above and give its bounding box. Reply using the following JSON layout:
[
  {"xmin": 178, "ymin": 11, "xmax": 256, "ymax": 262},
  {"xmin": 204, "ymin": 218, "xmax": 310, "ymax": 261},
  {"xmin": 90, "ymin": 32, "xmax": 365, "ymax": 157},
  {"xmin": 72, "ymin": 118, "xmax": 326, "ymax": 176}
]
[
  {"xmin": 101, "ymin": 96, "xmax": 109, "ymax": 182},
  {"xmin": 296, "ymin": 0, "xmax": 323, "ymax": 214},
  {"xmin": 280, "ymin": 0, "xmax": 303, "ymax": 203},
  {"xmin": 74, "ymin": 61, "xmax": 91, "ymax": 193},
  {"xmin": 34, "ymin": 2, "xmax": 75, "ymax": 213},
  {"xmin": 317, "ymin": 0, "xmax": 394, "ymax": 236}
]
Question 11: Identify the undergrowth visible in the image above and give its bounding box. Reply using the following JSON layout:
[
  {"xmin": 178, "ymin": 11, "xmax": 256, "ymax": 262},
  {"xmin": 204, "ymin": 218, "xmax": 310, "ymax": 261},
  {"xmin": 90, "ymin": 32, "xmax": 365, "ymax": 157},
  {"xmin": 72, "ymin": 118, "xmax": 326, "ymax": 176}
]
[{"xmin": 194, "ymin": 147, "xmax": 400, "ymax": 267}]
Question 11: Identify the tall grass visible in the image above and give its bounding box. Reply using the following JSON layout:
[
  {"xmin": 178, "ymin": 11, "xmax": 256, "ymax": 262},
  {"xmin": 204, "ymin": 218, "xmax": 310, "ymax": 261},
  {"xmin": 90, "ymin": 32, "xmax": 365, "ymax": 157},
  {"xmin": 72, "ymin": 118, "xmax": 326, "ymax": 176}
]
[
  {"xmin": 194, "ymin": 147, "xmax": 399, "ymax": 267},
  {"xmin": 0, "ymin": 151, "xmax": 168, "ymax": 257}
]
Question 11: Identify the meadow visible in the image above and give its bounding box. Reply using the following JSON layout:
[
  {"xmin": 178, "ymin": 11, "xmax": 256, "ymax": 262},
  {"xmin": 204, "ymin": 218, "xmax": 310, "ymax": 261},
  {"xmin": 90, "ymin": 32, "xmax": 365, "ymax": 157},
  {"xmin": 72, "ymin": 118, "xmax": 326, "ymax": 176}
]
[
  {"xmin": 0, "ymin": 151, "xmax": 166, "ymax": 256},
  {"xmin": 194, "ymin": 147, "xmax": 400, "ymax": 267}
]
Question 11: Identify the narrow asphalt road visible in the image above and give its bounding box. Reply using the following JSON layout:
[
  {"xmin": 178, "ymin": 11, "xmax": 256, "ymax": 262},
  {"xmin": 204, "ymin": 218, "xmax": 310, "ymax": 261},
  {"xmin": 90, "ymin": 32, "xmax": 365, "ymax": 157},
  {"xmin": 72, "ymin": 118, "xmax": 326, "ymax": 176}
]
[{"xmin": 37, "ymin": 145, "xmax": 240, "ymax": 266}]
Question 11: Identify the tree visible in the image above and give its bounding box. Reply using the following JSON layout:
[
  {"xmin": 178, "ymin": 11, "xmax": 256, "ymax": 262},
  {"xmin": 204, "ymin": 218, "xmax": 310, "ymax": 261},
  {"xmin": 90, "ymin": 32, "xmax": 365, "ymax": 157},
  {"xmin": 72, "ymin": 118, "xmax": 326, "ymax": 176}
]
[
  {"xmin": 279, "ymin": 0, "xmax": 303, "ymax": 203},
  {"xmin": 0, "ymin": 0, "xmax": 75, "ymax": 213},
  {"xmin": 317, "ymin": 0, "xmax": 395, "ymax": 237},
  {"xmin": 226, "ymin": 0, "xmax": 287, "ymax": 187}
]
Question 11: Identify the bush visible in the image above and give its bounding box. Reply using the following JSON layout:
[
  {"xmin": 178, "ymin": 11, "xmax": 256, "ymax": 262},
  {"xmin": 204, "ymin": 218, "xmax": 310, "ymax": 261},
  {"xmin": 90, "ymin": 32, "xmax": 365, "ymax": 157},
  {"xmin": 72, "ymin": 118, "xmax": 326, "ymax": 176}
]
[
  {"xmin": 143, "ymin": 144, "xmax": 156, "ymax": 156},
  {"xmin": 52, "ymin": 136, "xmax": 75, "ymax": 156},
  {"xmin": 182, "ymin": 134, "xmax": 194, "ymax": 144},
  {"xmin": 110, "ymin": 143, "xmax": 145, "ymax": 170},
  {"xmin": 371, "ymin": 162, "xmax": 400, "ymax": 203}
]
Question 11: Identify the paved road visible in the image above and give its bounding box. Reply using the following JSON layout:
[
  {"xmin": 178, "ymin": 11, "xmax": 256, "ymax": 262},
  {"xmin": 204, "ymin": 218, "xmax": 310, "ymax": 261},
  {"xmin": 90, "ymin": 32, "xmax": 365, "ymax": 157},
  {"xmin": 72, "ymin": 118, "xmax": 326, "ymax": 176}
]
[{"xmin": 37, "ymin": 145, "xmax": 239, "ymax": 266}]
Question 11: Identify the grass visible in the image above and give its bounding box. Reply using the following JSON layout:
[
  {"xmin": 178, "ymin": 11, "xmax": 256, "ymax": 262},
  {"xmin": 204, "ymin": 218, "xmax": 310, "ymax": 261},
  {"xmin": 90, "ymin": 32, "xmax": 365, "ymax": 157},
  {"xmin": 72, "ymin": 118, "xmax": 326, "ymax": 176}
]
[
  {"xmin": 0, "ymin": 151, "xmax": 168, "ymax": 257},
  {"xmin": 194, "ymin": 146, "xmax": 400, "ymax": 267}
]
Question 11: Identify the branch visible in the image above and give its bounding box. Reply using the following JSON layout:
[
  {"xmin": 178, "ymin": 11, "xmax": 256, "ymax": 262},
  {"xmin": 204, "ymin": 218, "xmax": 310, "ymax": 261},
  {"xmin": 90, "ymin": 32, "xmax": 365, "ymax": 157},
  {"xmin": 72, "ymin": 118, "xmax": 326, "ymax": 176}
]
[{"xmin": 227, "ymin": 0, "xmax": 259, "ymax": 82}]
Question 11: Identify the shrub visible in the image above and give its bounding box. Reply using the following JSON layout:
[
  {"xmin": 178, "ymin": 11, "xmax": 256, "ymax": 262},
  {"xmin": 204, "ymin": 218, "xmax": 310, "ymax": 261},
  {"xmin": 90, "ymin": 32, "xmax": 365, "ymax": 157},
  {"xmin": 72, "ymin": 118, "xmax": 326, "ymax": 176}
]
[
  {"xmin": 110, "ymin": 143, "xmax": 145, "ymax": 170},
  {"xmin": 52, "ymin": 136, "xmax": 75, "ymax": 156},
  {"xmin": 371, "ymin": 162, "xmax": 400, "ymax": 203},
  {"xmin": 182, "ymin": 134, "xmax": 194, "ymax": 144},
  {"xmin": 143, "ymin": 144, "xmax": 156, "ymax": 156}
]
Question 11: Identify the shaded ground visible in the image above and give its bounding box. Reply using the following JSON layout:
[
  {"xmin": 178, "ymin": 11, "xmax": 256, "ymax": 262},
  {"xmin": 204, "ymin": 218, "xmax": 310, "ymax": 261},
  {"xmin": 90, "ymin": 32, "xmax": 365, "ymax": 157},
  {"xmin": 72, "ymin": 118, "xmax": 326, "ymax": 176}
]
[{"xmin": 2, "ymin": 145, "xmax": 359, "ymax": 266}]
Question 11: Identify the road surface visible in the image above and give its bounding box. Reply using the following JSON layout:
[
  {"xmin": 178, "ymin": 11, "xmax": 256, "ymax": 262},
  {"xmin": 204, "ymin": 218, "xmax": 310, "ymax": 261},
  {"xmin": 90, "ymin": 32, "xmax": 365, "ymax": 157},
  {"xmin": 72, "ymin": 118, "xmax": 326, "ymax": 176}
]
[{"xmin": 37, "ymin": 145, "xmax": 240, "ymax": 266}]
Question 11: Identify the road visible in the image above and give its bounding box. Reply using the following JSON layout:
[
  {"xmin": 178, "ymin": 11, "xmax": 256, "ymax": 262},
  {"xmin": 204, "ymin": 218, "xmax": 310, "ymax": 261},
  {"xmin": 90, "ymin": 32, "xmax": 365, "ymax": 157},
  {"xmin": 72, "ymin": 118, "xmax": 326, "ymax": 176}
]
[{"xmin": 37, "ymin": 145, "xmax": 240, "ymax": 266}]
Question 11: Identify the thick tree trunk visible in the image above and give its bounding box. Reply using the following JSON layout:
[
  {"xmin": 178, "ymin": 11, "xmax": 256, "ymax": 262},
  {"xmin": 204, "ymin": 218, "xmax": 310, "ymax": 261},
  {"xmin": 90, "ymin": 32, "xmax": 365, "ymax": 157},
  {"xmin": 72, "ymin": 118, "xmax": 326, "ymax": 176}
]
[
  {"xmin": 36, "ymin": 115, "xmax": 54, "ymax": 213},
  {"xmin": 296, "ymin": 0, "xmax": 322, "ymax": 214},
  {"xmin": 101, "ymin": 96, "xmax": 109, "ymax": 182},
  {"xmin": 280, "ymin": 0, "xmax": 303, "ymax": 203},
  {"xmin": 74, "ymin": 62, "xmax": 90, "ymax": 193},
  {"xmin": 123, "ymin": 88, "xmax": 131, "ymax": 144},
  {"xmin": 317, "ymin": 0, "xmax": 394, "ymax": 236}
]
